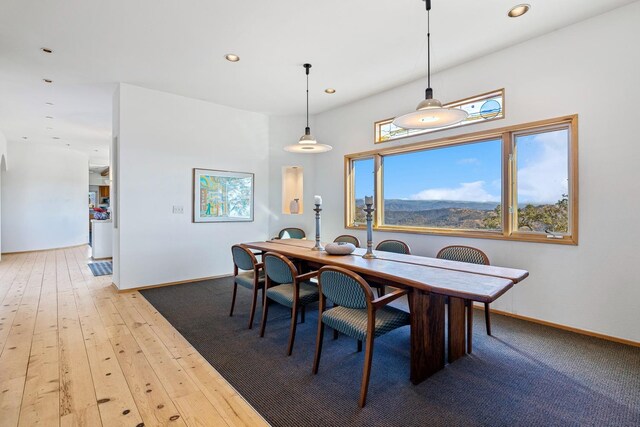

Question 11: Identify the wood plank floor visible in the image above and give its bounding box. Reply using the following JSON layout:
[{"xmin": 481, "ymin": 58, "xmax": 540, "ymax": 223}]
[{"xmin": 0, "ymin": 246, "xmax": 269, "ymax": 427}]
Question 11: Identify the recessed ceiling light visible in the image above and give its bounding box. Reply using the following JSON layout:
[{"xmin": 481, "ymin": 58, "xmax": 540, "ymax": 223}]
[
  {"xmin": 46, "ymin": 102, "xmax": 54, "ymax": 106},
  {"xmin": 325, "ymin": 88, "xmax": 336, "ymax": 94},
  {"xmin": 66, "ymin": 143, "xmax": 70, "ymax": 147},
  {"xmin": 41, "ymin": 47, "xmax": 53, "ymax": 54},
  {"xmin": 43, "ymin": 79, "xmax": 53, "ymax": 83},
  {"xmin": 224, "ymin": 54, "xmax": 240, "ymax": 62},
  {"xmin": 22, "ymin": 136, "xmax": 28, "ymax": 140},
  {"xmin": 45, "ymin": 116, "xmax": 53, "ymax": 119},
  {"xmin": 52, "ymin": 136, "xmax": 60, "ymax": 140},
  {"xmin": 508, "ymin": 4, "xmax": 530, "ymax": 18},
  {"xmin": 94, "ymin": 149, "xmax": 99, "ymax": 152},
  {"xmin": 46, "ymin": 127, "xmax": 53, "ymax": 130}
]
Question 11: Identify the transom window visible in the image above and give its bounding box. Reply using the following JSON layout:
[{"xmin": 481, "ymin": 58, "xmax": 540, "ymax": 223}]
[
  {"xmin": 375, "ymin": 89, "xmax": 504, "ymax": 143},
  {"xmin": 345, "ymin": 115, "xmax": 578, "ymax": 245}
]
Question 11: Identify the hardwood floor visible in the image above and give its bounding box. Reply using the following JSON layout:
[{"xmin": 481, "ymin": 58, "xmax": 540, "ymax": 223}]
[{"xmin": 0, "ymin": 246, "xmax": 268, "ymax": 427}]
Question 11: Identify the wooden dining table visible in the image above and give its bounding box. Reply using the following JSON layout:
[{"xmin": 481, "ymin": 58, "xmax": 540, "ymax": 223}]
[{"xmin": 242, "ymin": 239, "xmax": 529, "ymax": 385}]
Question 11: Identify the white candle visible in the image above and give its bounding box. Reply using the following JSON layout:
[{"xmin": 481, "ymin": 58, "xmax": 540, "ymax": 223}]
[
  {"xmin": 314, "ymin": 195, "xmax": 322, "ymax": 205},
  {"xmin": 365, "ymin": 195, "xmax": 373, "ymax": 205}
]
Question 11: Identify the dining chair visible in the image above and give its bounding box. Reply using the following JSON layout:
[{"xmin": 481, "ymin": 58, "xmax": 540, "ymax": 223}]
[
  {"xmin": 277, "ymin": 227, "xmax": 306, "ymax": 239},
  {"xmin": 333, "ymin": 234, "xmax": 361, "ymax": 247},
  {"xmin": 313, "ymin": 266, "xmax": 409, "ymax": 407},
  {"xmin": 373, "ymin": 239, "xmax": 411, "ymax": 297},
  {"xmin": 260, "ymin": 252, "xmax": 319, "ymax": 355},
  {"xmin": 436, "ymin": 245, "xmax": 492, "ymax": 335},
  {"xmin": 375, "ymin": 239, "xmax": 411, "ymax": 254},
  {"xmin": 230, "ymin": 244, "xmax": 265, "ymax": 329}
]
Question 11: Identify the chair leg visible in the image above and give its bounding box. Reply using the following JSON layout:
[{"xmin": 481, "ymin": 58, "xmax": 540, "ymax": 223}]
[
  {"xmin": 377, "ymin": 286, "xmax": 386, "ymax": 297},
  {"xmin": 229, "ymin": 283, "xmax": 238, "ymax": 317},
  {"xmin": 312, "ymin": 322, "xmax": 325, "ymax": 374},
  {"xmin": 357, "ymin": 340, "xmax": 362, "ymax": 352},
  {"xmin": 248, "ymin": 286, "xmax": 258, "ymax": 329},
  {"xmin": 287, "ymin": 304, "xmax": 298, "ymax": 356},
  {"xmin": 300, "ymin": 305, "xmax": 306, "ymax": 324},
  {"xmin": 359, "ymin": 335, "xmax": 375, "ymax": 407},
  {"xmin": 259, "ymin": 299, "xmax": 270, "ymax": 337},
  {"xmin": 466, "ymin": 300, "xmax": 473, "ymax": 353},
  {"xmin": 484, "ymin": 302, "xmax": 492, "ymax": 336}
]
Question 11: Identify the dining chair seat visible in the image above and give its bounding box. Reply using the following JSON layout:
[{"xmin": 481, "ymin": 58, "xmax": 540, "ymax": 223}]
[
  {"xmin": 266, "ymin": 281, "xmax": 319, "ymax": 308},
  {"xmin": 322, "ymin": 305, "xmax": 409, "ymax": 341},
  {"xmin": 235, "ymin": 270, "xmax": 265, "ymax": 290}
]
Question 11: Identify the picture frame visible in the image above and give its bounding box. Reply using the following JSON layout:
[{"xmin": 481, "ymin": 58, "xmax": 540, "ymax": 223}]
[{"xmin": 193, "ymin": 168, "xmax": 254, "ymax": 223}]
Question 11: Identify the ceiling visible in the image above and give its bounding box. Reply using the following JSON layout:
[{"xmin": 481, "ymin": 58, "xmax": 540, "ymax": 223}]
[{"xmin": 0, "ymin": 0, "xmax": 635, "ymax": 165}]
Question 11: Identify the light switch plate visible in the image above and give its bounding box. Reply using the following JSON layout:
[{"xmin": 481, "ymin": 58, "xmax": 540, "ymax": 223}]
[{"xmin": 172, "ymin": 205, "xmax": 184, "ymax": 214}]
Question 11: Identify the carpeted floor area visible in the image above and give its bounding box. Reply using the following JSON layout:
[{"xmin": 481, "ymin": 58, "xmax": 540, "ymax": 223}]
[{"xmin": 141, "ymin": 277, "xmax": 640, "ymax": 427}]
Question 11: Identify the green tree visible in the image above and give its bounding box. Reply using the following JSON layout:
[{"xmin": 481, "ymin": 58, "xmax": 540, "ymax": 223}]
[{"xmin": 482, "ymin": 194, "xmax": 568, "ymax": 232}]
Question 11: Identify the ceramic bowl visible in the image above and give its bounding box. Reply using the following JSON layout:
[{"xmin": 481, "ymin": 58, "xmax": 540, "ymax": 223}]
[{"xmin": 324, "ymin": 242, "xmax": 356, "ymax": 255}]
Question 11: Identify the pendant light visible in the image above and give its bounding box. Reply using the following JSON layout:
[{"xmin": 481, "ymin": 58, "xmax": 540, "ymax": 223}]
[
  {"xmin": 284, "ymin": 63, "xmax": 332, "ymax": 153},
  {"xmin": 392, "ymin": 0, "xmax": 468, "ymax": 130}
]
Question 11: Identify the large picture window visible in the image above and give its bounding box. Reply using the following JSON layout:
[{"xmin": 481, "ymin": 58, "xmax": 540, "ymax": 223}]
[{"xmin": 345, "ymin": 115, "xmax": 578, "ymax": 244}]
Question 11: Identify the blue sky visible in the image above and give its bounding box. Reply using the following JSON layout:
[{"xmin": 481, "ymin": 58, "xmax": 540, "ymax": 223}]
[{"xmin": 354, "ymin": 129, "xmax": 568, "ymax": 205}]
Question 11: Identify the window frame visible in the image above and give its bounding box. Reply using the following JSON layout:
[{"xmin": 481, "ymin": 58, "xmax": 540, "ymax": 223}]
[
  {"xmin": 374, "ymin": 89, "xmax": 505, "ymax": 144},
  {"xmin": 345, "ymin": 115, "xmax": 579, "ymax": 245}
]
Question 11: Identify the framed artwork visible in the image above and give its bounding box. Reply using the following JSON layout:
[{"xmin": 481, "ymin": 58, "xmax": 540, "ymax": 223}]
[{"xmin": 193, "ymin": 168, "xmax": 254, "ymax": 223}]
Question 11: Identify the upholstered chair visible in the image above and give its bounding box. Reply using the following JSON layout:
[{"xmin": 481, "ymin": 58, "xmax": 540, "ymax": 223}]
[
  {"xmin": 277, "ymin": 228, "xmax": 306, "ymax": 239},
  {"xmin": 333, "ymin": 234, "xmax": 361, "ymax": 247},
  {"xmin": 313, "ymin": 266, "xmax": 409, "ymax": 407},
  {"xmin": 437, "ymin": 245, "xmax": 492, "ymax": 335},
  {"xmin": 375, "ymin": 239, "xmax": 411, "ymax": 255},
  {"xmin": 260, "ymin": 252, "xmax": 319, "ymax": 355},
  {"xmin": 230, "ymin": 244, "xmax": 265, "ymax": 329}
]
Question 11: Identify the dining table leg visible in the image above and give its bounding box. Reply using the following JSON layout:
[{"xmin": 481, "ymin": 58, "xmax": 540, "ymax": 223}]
[
  {"xmin": 448, "ymin": 296, "xmax": 467, "ymax": 363},
  {"xmin": 409, "ymin": 289, "xmax": 446, "ymax": 385}
]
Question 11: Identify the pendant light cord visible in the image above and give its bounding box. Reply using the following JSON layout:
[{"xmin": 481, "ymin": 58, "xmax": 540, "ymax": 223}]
[
  {"xmin": 425, "ymin": 0, "xmax": 433, "ymax": 100},
  {"xmin": 304, "ymin": 63, "xmax": 311, "ymax": 133}
]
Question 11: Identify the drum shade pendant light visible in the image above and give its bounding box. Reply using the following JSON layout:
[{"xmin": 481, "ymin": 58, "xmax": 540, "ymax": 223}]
[
  {"xmin": 393, "ymin": 0, "xmax": 468, "ymax": 130},
  {"xmin": 284, "ymin": 64, "xmax": 332, "ymax": 153}
]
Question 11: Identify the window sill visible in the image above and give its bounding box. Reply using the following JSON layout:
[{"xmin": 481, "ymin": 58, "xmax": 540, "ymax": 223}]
[{"xmin": 345, "ymin": 224, "xmax": 578, "ymax": 245}]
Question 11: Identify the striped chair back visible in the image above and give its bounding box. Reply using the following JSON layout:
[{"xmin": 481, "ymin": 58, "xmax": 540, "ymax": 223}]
[
  {"xmin": 318, "ymin": 267, "xmax": 372, "ymax": 309},
  {"xmin": 263, "ymin": 252, "xmax": 296, "ymax": 284},
  {"xmin": 376, "ymin": 239, "xmax": 411, "ymax": 255},
  {"xmin": 334, "ymin": 235, "xmax": 361, "ymax": 247},
  {"xmin": 278, "ymin": 228, "xmax": 306, "ymax": 239},
  {"xmin": 231, "ymin": 245, "xmax": 256, "ymax": 271},
  {"xmin": 436, "ymin": 245, "xmax": 489, "ymax": 265}
]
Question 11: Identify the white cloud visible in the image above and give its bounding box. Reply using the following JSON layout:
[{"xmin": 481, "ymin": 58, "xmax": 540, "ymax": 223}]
[
  {"xmin": 457, "ymin": 157, "xmax": 479, "ymax": 165},
  {"xmin": 517, "ymin": 131, "xmax": 569, "ymax": 204},
  {"xmin": 409, "ymin": 181, "xmax": 500, "ymax": 202}
]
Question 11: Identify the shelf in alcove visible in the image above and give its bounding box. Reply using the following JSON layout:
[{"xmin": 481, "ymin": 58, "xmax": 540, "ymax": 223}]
[{"xmin": 282, "ymin": 166, "xmax": 303, "ymax": 215}]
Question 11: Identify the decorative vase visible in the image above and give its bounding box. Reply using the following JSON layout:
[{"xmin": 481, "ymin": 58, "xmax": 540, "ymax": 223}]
[{"xmin": 289, "ymin": 198, "xmax": 300, "ymax": 214}]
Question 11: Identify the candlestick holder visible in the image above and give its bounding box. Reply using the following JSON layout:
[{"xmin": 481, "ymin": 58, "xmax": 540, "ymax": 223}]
[
  {"xmin": 311, "ymin": 204, "xmax": 324, "ymax": 251},
  {"xmin": 362, "ymin": 202, "xmax": 376, "ymax": 259}
]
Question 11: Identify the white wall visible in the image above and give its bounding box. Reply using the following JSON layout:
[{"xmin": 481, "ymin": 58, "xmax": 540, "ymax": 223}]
[
  {"xmin": 113, "ymin": 84, "xmax": 271, "ymax": 290},
  {"xmin": 268, "ymin": 115, "xmax": 317, "ymax": 238},
  {"xmin": 0, "ymin": 130, "xmax": 7, "ymax": 257},
  {"xmin": 307, "ymin": 3, "xmax": 640, "ymax": 342},
  {"xmin": 1, "ymin": 141, "xmax": 89, "ymax": 252}
]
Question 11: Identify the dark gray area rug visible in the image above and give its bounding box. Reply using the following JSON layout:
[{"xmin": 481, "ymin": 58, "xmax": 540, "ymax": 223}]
[
  {"xmin": 87, "ymin": 261, "xmax": 112, "ymax": 276},
  {"xmin": 141, "ymin": 277, "xmax": 640, "ymax": 427}
]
